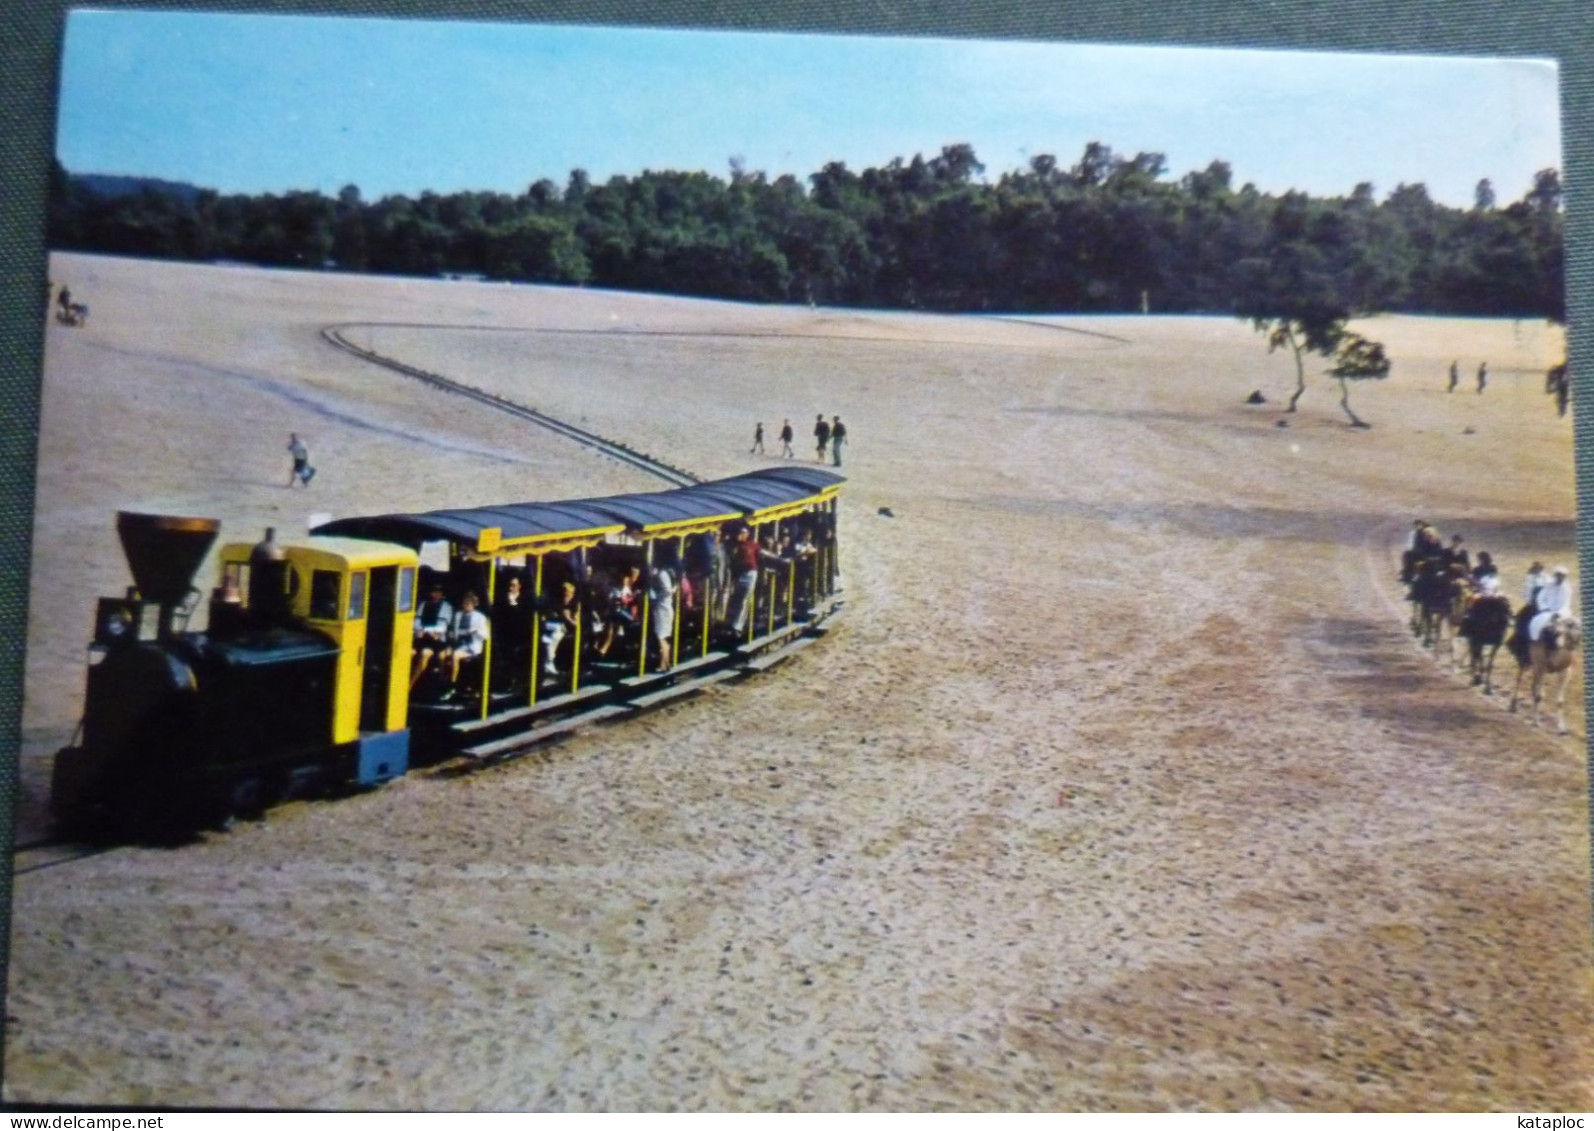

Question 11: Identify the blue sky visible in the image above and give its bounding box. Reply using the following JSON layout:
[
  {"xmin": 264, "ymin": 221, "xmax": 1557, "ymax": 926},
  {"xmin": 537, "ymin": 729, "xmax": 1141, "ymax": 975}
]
[{"xmin": 56, "ymin": 12, "xmax": 1562, "ymax": 208}]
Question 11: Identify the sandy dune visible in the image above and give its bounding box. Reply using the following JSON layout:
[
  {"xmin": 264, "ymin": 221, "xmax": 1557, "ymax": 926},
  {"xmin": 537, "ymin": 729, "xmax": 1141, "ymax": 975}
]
[{"xmin": 5, "ymin": 253, "xmax": 1587, "ymax": 1110}]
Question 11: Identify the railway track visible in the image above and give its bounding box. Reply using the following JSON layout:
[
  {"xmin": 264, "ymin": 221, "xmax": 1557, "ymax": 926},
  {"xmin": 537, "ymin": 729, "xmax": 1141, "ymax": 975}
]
[
  {"xmin": 320, "ymin": 323, "xmax": 700, "ymax": 488},
  {"xmin": 13, "ymin": 841, "xmax": 114, "ymax": 876}
]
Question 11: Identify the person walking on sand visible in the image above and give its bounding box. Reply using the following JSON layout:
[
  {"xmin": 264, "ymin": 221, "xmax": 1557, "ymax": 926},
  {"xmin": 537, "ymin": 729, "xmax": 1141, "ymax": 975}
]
[
  {"xmin": 830, "ymin": 415, "xmax": 847, "ymax": 468},
  {"xmin": 1477, "ymin": 361, "xmax": 1488, "ymax": 394},
  {"xmin": 286, "ymin": 433, "xmax": 316, "ymax": 487},
  {"xmin": 814, "ymin": 414, "xmax": 831, "ymax": 462},
  {"xmin": 750, "ymin": 422, "xmax": 765, "ymax": 455},
  {"xmin": 779, "ymin": 419, "xmax": 795, "ymax": 458},
  {"xmin": 1448, "ymin": 360, "xmax": 1459, "ymax": 393}
]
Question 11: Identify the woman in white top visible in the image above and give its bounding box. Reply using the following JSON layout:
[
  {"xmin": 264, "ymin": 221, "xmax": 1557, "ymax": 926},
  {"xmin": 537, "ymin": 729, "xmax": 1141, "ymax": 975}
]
[{"xmin": 648, "ymin": 566, "xmax": 676, "ymax": 672}]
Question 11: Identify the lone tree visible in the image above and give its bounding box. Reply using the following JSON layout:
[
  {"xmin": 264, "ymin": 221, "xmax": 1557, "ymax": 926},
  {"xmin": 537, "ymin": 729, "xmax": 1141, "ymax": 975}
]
[
  {"xmin": 1252, "ymin": 308, "xmax": 1348, "ymax": 413},
  {"xmin": 1326, "ymin": 332, "xmax": 1391, "ymax": 428},
  {"xmin": 1234, "ymin": 192, "xmax": 1361, "ymax": 413}
]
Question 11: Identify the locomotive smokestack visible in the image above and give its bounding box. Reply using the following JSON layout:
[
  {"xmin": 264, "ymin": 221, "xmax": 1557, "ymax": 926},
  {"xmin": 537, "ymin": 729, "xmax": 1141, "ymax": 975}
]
[{"xmin": 115, "ymin": 512, "xmax": 220, "ymax": 639}]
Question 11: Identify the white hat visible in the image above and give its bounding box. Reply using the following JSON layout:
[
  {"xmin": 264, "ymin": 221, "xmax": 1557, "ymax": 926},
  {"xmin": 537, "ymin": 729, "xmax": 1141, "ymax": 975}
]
[{"xmin": 1554, "ymin": 565, "xmax": 1570, "ymax": 577}]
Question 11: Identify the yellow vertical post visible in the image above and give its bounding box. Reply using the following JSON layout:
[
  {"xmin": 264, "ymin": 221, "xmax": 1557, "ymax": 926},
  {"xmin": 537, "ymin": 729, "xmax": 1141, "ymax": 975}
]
[
  {"xmin": 672, "ymin": 535, "xmax": 684, "ymax": 667},
  {"xmin": 529, "ymin": 554, "xmax": 544, "ymax": 708},
  {"xmin": 810, "ymin": 541, "xmax": 819, "ymax": 608},
  {"xmin": 480, "ymin": 557, "xmax": 497, "ymax": 721},
  {"xmin": 746, "ymin": 523, "xmax": 759, "ymax": 644},
  {"xmin": 638, "ymin": 540, "xmax": 653, "ymax": 680},
  {"xmin": 828, "ymin": 500, "xmax": 838, "ymax": 595},
  {"xmin": 786, "ymin": 559, "xmax": 795, "ymax": 625},
  {"xmin": 702, "ymin": 567, "xmax": 712, "ymax": 656},
  {"xmin": 571, "ymin": 602, "xmax": 582, "ymax": 697}
]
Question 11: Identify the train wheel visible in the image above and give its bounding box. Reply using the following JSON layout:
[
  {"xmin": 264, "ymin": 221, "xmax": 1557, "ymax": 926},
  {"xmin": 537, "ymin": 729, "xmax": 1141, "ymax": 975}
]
[{"xmin": 229, "ymin": 776, "xmax": 267, "ymax": 821}]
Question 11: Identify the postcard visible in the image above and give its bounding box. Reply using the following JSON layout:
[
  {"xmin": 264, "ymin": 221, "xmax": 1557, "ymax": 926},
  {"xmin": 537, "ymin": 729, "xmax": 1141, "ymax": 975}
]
[{"xmin": 7, "ymin": 12, "xmax": 1581, "ymax": 1111}]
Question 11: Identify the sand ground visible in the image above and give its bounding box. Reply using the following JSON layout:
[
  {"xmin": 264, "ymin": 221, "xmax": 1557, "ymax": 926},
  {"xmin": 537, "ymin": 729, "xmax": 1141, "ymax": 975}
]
[{"xmin": 4, "ymin": 252, "xmax": 1588, "ymax": 1110}]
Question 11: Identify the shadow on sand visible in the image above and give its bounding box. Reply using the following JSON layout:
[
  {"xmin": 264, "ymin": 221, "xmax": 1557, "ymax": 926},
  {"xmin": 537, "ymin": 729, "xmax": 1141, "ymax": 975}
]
[{"xmin": 955, "ymin": 495, "xmax": 1576, "ymax": 551}]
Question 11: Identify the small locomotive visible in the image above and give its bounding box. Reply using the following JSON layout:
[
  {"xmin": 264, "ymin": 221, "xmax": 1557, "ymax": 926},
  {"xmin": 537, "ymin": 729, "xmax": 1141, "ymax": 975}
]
[{"xmin": 52, "ymin": 513, "xmax": 416, "ymax": 839}]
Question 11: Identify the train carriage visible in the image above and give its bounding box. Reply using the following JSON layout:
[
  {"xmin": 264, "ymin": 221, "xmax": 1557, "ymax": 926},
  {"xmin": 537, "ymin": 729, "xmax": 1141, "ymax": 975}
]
[{"xmin": 315, "ymin": 466, "xmax": 844, "ymax": 749}]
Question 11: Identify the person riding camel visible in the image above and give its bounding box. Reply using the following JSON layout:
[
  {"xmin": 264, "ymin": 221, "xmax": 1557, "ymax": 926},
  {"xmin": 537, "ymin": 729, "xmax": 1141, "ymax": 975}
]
[
  {"xmin": 1521, "ymin": 562, "xmax": 1547, "ymax": 606},
  {"xmin": 1529, "ymin": 565, "xmax": 1574, "ymax": 642},
  {"xmin": 1401, "ymin": 520, "xmax": 1438, "ymax": 584}
]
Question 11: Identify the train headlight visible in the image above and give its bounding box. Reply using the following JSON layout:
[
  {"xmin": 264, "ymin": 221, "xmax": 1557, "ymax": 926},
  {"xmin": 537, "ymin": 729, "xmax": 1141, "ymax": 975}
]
[{"xmin": 94, "ymin": 598, "xmax": 139, "ymax": 647}]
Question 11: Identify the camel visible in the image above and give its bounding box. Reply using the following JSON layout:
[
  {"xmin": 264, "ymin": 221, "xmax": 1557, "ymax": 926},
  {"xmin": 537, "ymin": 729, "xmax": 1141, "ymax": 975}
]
[
  {"xmin": 1509, "ymin": 613, "xmax": 1582, "ymax": 733},
  {"xmin": 1406, "ymin": 556, "xmax": 1441, "ymax": 639},
  {"xmin": 1459, "ymin": 589, "xmax": 1512, "ymax": 693},
  {"xmin": 1410, "ymin": 559, "xmax": 1468, "ymax": 656}
]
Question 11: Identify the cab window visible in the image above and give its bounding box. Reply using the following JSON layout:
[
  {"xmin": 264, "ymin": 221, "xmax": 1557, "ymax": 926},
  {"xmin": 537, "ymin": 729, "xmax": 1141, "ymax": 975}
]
[
  {"xmin": 397, "ymin": 566, "xmax": 415, "ymax": 614},
  {"xmin": 346, "ymin": 571, "xmax": 367, "ymax": 620},
  {"xmin": 309, "ymin": 570, "xmax": 341, "ymax": 620},
  {"xmin": 222, "ymin": 561, "xmax": 250, "ymax": 607}
]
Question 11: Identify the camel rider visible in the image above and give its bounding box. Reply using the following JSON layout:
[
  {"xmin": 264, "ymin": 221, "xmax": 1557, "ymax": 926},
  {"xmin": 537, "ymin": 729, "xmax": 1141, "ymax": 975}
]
[
  {"xmin": 1522, "ymin": 562, "xmax": 1547, "ymax": 606},
  {"xmin": 1529, "ymin": 565, "xmax": 1574, "ymax": 642},
  {"xmin": 1402, "ymin": 519, "xmax": 1425, "ymax": 570},
  {"xmin": 1510, "ymin": 562, "xmax": 1546, "ymax": 646}
]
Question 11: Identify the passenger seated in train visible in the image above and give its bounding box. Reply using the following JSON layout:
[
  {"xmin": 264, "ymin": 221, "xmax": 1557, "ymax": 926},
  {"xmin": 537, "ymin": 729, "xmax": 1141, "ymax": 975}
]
[
  {"xmin": 438, "ymin": 591, "xmax": 490, "ymax": 700},
  {"xmin": 595, "ymin": 565, "xmax": 641, "ymax": 658},
  {"xmin": 410, "ymin": 580, "xmax": 454, "ymax": 691},
  {"xmin": 493, "ymin": 573, "xmax": 532, "ymax": 686},
  {"xmin": 539, "ymin": 581, "xmax": 580, "ymax": 678}
]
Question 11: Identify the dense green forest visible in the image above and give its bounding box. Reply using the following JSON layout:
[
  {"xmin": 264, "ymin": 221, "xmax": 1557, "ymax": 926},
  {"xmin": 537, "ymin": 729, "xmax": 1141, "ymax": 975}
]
[{"xmin": 47, "ymin": 142, "xmax": 1564, "ymax": 321}]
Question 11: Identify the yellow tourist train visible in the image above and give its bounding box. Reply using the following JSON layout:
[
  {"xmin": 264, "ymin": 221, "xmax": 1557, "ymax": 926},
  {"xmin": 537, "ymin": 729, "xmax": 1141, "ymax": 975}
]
[{"xmin": 52, "ymin": 468, "xmax": 844, "ymax": 840}]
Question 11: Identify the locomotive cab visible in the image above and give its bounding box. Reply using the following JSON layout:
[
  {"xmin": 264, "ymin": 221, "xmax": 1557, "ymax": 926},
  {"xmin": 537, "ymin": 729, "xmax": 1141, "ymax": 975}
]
[{"xmin": 215, "ymin": 535, "xmax": 419, "ymax": 787}]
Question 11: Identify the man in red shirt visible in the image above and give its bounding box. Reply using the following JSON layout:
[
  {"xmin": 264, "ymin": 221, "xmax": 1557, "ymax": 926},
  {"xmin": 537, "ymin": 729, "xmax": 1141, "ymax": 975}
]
[{"xmin": 726, "ymin": 526, "xmax": 764, "ymax": 635}]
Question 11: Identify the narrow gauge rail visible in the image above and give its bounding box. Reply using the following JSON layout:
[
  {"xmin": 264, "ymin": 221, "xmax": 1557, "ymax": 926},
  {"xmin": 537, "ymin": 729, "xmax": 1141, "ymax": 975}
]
[
  {"xmin": 51, "ymin": 469, "xmax": 844, "ymax": 840},
  {"xmin": 320, "ymin": 324, "xmax": 699, "ymax": 488}
]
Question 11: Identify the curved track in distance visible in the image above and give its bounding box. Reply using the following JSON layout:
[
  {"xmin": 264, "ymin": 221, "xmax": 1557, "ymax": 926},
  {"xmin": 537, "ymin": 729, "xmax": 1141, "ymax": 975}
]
[{"xmin": 321, "ymin": 323, "xmax": 701, "ymax": 488}]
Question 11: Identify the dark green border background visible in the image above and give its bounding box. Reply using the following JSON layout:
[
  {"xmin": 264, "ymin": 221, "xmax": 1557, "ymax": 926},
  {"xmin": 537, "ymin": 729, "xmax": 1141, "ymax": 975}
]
[{"xmin": 2, "ymin": 0, "xmax": 1590, "ymax": 1106}]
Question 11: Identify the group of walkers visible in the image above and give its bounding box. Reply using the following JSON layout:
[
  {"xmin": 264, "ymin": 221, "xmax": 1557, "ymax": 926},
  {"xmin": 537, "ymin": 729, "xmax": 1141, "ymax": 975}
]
[
  {"xmin": 1401, "ymin": 518, "xmax": 1576, "ymax": 655},
  {"xmin": 406, "ymin": 518, "xmax": 833, "ymax": 704},
  {"xmin": 1447, "ymin": 358, "xmax": 1573, "ymax": 418},
  {"xmin": 751, "ymin": 414, "xmax": 848, "ymax": 467},
  {"xmin": 1446, "ymin": 360, "xmax": 1489, "ymax": 394}
]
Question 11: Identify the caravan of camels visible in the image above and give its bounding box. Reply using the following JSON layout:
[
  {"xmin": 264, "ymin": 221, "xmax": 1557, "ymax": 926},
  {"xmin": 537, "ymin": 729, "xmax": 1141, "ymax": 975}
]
[{"xmin": 1402, "ymin": 519, "xmax": 1580, "ymax": 731}]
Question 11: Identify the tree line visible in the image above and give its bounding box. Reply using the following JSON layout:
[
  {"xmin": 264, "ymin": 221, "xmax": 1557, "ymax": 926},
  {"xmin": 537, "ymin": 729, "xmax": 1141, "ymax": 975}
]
[{"xmin": 46, "ymin": 142, "xmax": 1563, "ymax": 323}]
